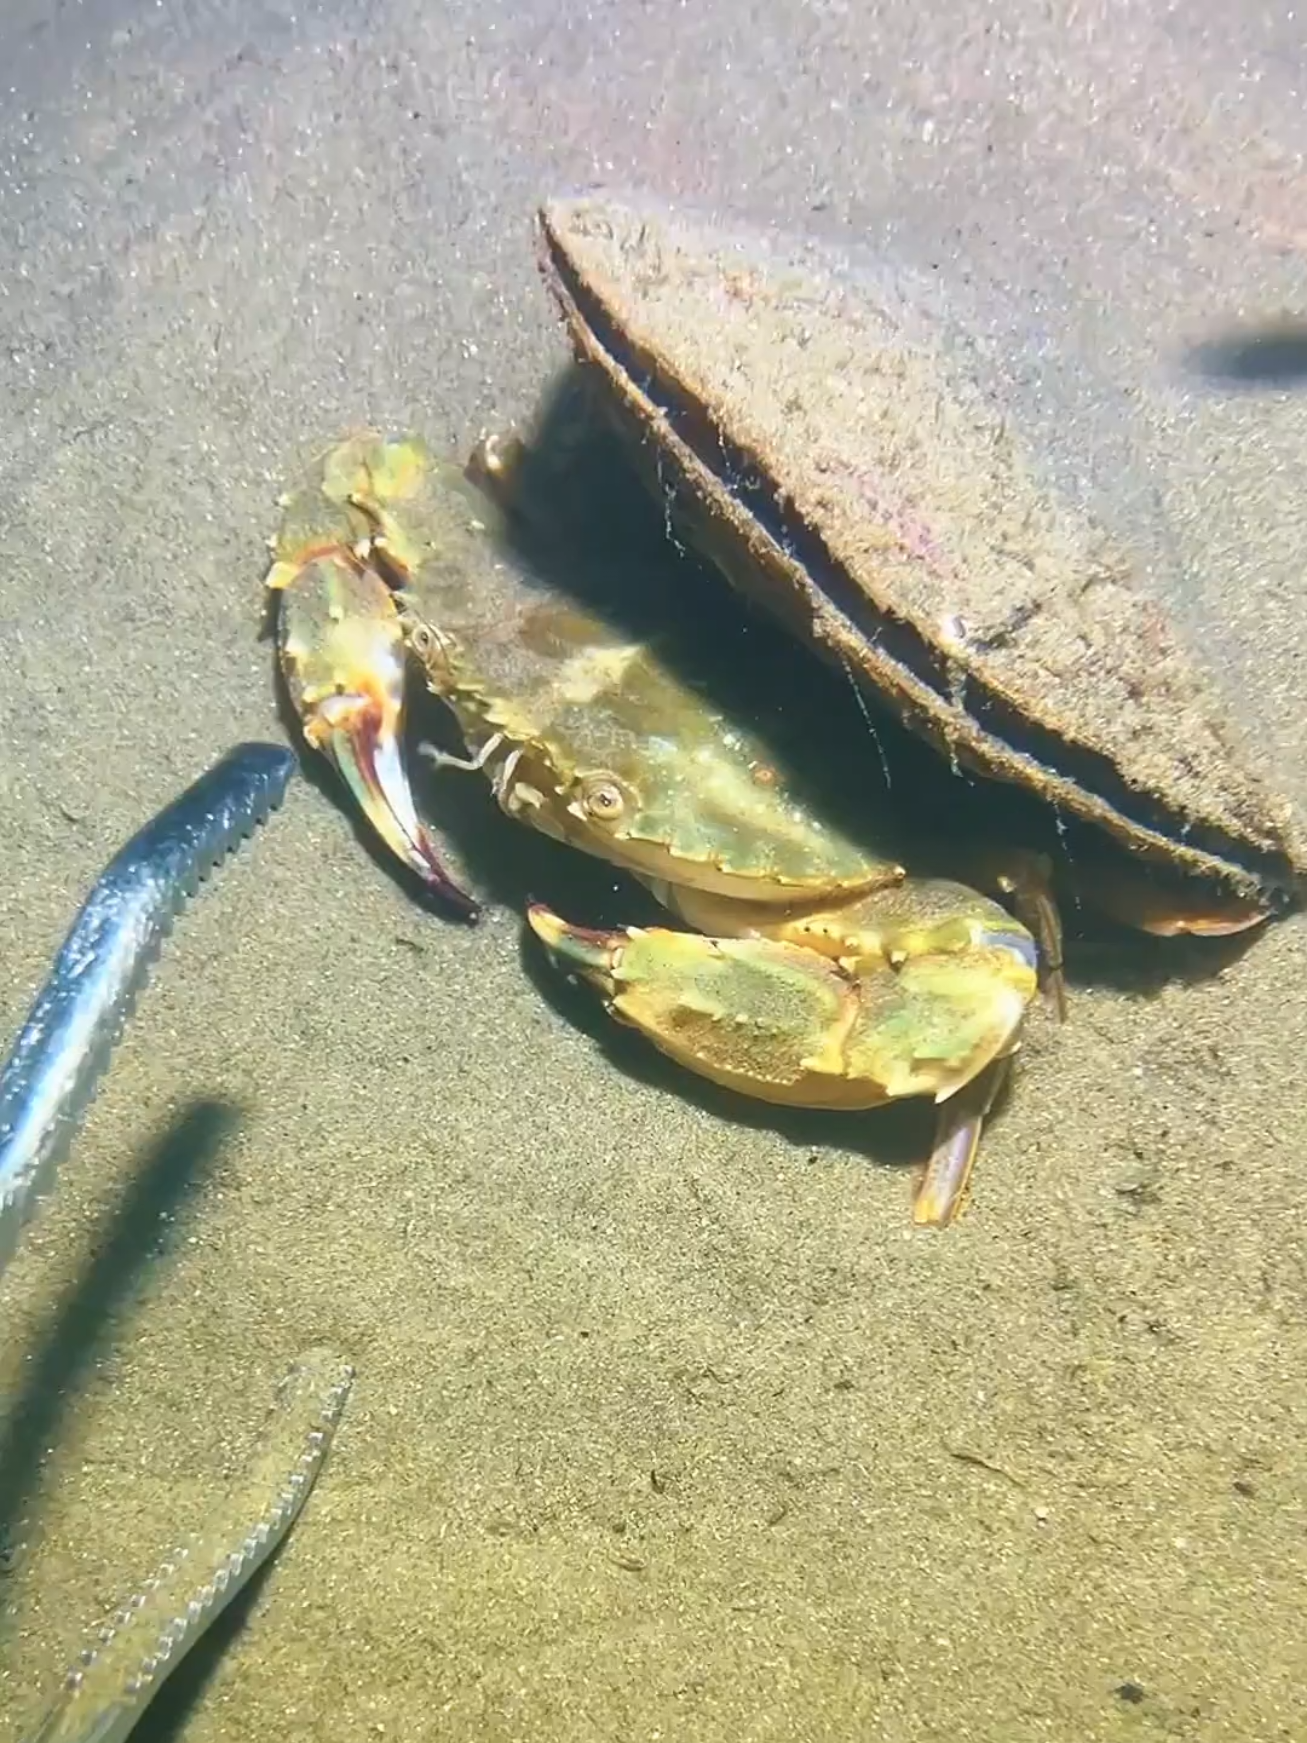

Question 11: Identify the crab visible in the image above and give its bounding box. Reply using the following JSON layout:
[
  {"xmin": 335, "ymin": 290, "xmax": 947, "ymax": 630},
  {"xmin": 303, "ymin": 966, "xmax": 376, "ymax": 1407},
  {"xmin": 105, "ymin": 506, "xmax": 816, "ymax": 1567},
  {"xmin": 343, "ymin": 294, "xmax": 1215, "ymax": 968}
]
[
  {"xmin": 266, "ymin": 431, "xmax": 1040, "ymax": 1227},
  {"xmin": 536, "ymin": 193, "xmax": 1305, "ymax": 951}
]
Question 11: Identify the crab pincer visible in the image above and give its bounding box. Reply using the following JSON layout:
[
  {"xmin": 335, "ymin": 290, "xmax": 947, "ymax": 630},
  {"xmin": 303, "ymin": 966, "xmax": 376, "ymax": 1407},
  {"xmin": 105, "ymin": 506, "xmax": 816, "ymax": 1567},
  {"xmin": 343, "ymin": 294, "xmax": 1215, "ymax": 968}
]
[
  {"xmin": 527, "ymin": 885, "xmax": 1038, "ymax": 1227},
  {"xmin": 265, "ymin": 453, "xmax": 479, "ymax": 919}
]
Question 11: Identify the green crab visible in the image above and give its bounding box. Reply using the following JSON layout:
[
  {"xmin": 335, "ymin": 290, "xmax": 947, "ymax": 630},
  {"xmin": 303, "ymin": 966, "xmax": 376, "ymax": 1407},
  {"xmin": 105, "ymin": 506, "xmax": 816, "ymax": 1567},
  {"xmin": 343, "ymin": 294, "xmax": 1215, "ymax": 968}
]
[{"xmin": 266, "ymin": 431, "xmax": 1039, "ymax": 1226}]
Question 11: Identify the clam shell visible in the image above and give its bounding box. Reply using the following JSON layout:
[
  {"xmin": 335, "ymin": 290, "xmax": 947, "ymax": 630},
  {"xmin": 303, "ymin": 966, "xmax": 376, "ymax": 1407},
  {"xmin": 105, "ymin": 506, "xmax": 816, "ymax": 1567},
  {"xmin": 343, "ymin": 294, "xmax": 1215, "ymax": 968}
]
[{"xmin": 538, "ymin": 192, "xmax": 1304, "ymax": 911}]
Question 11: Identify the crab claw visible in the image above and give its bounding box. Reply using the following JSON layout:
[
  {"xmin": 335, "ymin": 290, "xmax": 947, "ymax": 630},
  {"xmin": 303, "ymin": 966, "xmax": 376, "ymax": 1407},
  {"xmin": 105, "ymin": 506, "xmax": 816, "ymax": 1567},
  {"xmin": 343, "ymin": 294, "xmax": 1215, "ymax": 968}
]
[
  {"xmin": 271, "ymin": 547, "xmax": 479, "ymax": 919},
  {"xmin": 527, "ymin": 902, "xmax": 1034, "ymax": 1112},
  {"xmin": 526, "ymin": 905, "xmax": 619, "ymax": 980}
]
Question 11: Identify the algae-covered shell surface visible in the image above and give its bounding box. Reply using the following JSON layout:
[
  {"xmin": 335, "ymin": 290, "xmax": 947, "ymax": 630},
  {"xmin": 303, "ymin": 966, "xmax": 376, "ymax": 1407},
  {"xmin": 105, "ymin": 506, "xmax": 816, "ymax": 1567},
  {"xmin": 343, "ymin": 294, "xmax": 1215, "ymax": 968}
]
[{"xmin": 537, "ymin": 193, "xmax": 1304, "ymax": 914}]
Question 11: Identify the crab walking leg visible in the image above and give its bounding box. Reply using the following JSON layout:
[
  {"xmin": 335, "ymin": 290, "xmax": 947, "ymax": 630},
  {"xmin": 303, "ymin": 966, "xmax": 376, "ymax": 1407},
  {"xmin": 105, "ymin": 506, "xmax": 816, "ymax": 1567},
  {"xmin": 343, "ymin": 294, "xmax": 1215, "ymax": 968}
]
[
  {"xmin": 268, "ymin": 548, "xmax": 478, "ymax": 919},
  {"xmin": 527, "ymin": 903, "xmax": 1036, "ymax": 1115},
  {"xmin": 1060, "ymin": 851, "xmax": 1273, "ymax": 940},
  {"xmin": 912, "ymin": 1055, "xmax": 1012, "ymax": 1228},
  {"xmin": 21, "ymin": 1348, "xmax": 354, "ymax": 1743}
]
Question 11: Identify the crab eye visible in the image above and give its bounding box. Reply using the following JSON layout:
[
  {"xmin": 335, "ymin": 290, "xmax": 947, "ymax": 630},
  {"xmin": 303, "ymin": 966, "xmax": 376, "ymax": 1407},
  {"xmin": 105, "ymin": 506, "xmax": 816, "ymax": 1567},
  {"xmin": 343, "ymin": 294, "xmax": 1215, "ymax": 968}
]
[
  {"xmin": 409, "ymin": 621, "xmax": 455, "ymax": 665},
  {"xmin": 579, "ymin": 774, "xmax": 627, "ymax": 823}
]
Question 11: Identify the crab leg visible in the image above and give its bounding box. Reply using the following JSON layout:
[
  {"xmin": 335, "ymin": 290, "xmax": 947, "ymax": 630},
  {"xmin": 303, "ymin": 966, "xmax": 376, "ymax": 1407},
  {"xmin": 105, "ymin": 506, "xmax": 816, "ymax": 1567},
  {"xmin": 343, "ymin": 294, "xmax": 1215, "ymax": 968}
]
[
  {"xmin": 267, "ymin": 540, "xmax": 478, "ymax": 919},
  {"xmin": 911, "ymin": 1055, "xmax": 1011, "ymax": 1228}
]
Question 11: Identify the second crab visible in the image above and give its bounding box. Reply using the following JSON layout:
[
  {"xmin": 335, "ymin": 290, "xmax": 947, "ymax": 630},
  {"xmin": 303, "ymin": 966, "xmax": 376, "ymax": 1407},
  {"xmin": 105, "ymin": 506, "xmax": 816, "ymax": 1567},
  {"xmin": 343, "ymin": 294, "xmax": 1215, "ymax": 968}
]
[{"xmin": 266, "ymin": 430, "xmax": 1040, "ymax": 1226}]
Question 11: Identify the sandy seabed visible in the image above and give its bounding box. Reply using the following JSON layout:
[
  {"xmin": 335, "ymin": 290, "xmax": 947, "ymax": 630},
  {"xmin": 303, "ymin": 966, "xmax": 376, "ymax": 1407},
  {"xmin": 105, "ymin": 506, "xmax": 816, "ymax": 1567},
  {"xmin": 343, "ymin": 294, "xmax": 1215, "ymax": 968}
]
[{"xmin": 2, "ymin": 4, "xmax": 1306, "ymax": 1740}]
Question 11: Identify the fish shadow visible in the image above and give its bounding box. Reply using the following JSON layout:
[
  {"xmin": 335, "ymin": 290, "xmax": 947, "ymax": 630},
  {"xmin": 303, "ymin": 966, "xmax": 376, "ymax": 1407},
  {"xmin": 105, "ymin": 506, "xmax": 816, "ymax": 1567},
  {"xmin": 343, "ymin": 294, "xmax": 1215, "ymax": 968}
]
[
  {"xmin": 0, "ymin": 1099, "xmax": 241, "ymax": 1616},
  {"xmin": 1183, "ymin": 320, "xmax": 1307, "ymax": 387}
]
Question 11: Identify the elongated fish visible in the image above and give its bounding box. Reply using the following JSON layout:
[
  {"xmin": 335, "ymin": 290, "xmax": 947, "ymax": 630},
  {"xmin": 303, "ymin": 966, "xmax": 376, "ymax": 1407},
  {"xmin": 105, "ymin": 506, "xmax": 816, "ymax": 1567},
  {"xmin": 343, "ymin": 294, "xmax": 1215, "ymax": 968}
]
[
  {"xmin": 0, "ymin": 742, "xmax": 296, "ymax": 1277},
  {"xmin": 21, "ymin": 1347, "xmax": 354, "ymax": 1743}
]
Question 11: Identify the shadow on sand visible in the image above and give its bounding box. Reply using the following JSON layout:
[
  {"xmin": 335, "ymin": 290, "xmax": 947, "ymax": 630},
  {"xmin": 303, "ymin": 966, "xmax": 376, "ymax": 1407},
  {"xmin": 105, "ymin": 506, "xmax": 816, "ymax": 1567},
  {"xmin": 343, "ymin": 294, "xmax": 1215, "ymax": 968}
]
[
  {"xmin": 1183, "ymin": 319, "xmax": 1307, "ymax": 387},
  {"xmin": 0, "ymin": 1098, "xmax": 241, "ymax": 1611}
]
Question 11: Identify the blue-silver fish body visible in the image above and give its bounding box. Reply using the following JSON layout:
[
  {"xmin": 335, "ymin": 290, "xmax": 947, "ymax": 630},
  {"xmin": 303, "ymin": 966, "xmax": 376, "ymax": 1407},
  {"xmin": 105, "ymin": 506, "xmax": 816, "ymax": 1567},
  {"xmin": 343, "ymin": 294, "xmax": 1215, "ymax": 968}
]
[{"xmin": 0, "ymin": 742, "xmax": 296, "ymax": 1278}]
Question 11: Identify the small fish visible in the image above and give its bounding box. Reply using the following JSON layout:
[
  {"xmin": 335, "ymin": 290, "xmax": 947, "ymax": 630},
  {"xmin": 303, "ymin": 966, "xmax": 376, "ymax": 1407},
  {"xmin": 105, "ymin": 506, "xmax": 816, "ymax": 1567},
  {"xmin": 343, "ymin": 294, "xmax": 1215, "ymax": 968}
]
[
  {"xmin": 0, "ymin": 742, "xmax": 296, "ymax": 1277},
  {"xmin": 21, "ymin": 1347, "xmax": 354, "ymax": 1743}
]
